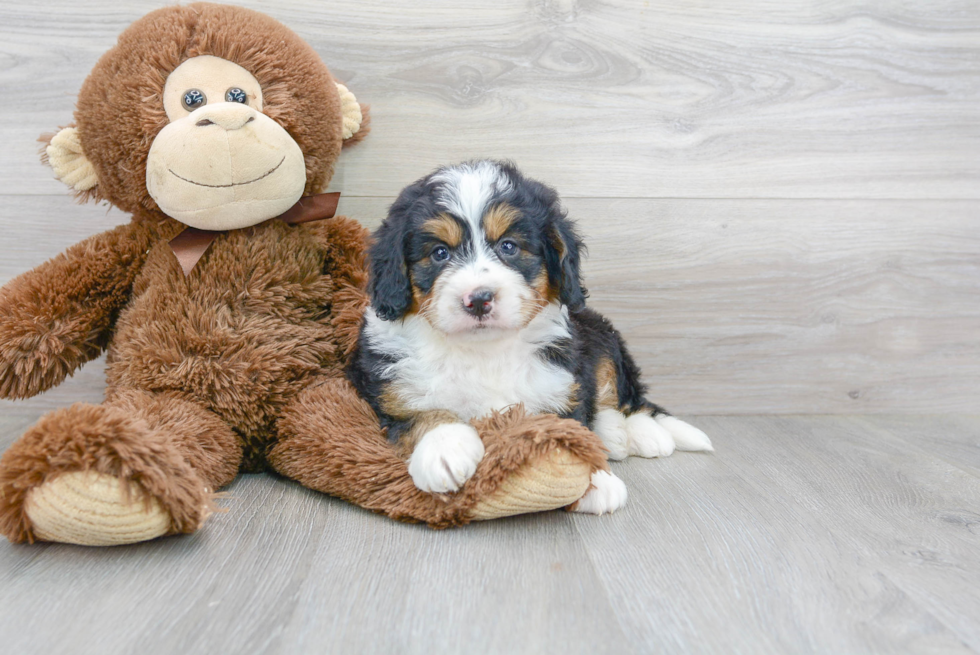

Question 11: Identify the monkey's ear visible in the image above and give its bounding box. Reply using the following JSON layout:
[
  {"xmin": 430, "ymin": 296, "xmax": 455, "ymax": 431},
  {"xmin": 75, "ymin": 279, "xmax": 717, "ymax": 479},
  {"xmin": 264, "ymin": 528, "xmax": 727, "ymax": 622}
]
[
  {"xmin": 336, "ymin": 83, "xmax": 370, "ymax": 147},
  {"xmin": 40, "ymin": 126, "xmax": 99, "ymax": 193}
]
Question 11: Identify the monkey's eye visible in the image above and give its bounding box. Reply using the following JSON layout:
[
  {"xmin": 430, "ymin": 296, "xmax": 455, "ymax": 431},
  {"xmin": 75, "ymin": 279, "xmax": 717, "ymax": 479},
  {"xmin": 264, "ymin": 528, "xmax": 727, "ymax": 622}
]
[
  {"xmin": 431, "ymin": 245, "xmax": 451, "ymax": 263},
  {"xmin": 225, "ymin": 87, "xmax": 248, "ymax": 104},
  {"xmin": 182, "ymin": 89, "xmax": 207, "ymax": 111},
  {"xmin": 498, "ymin": 239, "xmax": 519, "ymax": 257}
]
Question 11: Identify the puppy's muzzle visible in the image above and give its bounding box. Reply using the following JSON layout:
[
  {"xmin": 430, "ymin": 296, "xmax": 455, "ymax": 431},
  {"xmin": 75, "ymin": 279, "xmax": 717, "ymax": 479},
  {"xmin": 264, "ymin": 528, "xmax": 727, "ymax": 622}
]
[{"xmin": 462, "ymin": 288, "xmax": 495, "ymax": 318}]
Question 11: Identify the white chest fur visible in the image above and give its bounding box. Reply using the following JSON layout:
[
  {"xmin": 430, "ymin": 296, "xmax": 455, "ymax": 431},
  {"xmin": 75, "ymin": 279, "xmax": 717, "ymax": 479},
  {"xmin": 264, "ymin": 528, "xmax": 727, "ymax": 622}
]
[{"xmin": 363, "ymin": 303, "xmax": 576, "ymax": 422}]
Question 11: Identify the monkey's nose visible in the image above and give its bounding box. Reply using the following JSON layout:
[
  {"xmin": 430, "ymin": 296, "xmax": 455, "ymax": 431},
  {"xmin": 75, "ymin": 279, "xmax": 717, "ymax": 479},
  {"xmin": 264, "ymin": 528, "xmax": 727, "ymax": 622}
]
[
  {"xmin": 463, "ymin": 288, "xmax": 495, "ymax": 318},
  {"xmin": 191, "ymin": 103, "xmax": 258, "ymax": 131}
]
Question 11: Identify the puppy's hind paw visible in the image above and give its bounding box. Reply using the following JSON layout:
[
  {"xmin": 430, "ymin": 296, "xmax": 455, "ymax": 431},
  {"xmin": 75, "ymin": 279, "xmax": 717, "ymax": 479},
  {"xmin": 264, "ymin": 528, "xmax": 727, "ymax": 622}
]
[
  {"xmin": 592, "ymin": 408, "xmax": 629, "ymax": 461},
  {"xmin": 408, "ymin": 423, "xmax": 485, "ymax": 493},
  {"xmin": 655, "ymin": 415, "xmax": 713, "ymax": 452},
  {"xmin": 625, "ymin": 412, "xmax": 675, "ymax": 458},
  {"xmin": 570, "ymin": 470, "xmax": 628, "ymax": 515}
]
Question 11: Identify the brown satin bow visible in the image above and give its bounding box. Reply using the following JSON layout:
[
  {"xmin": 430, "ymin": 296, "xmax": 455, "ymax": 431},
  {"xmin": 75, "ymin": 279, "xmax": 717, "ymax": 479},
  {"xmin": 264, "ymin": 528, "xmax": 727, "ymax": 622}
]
[{"xmin": 168, "ymin": 192, "xmax": 341, "ymax": 276}]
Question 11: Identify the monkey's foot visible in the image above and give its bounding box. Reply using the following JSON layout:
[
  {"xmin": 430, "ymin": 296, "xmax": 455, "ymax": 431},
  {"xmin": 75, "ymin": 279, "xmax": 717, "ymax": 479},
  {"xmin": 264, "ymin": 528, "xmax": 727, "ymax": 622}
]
[
  {"xmin": 25, "ymin": 471, "xmax": 172, "ymax": 546},
  {"xmin": 468, "ymin": 448, "xmax": 592, "ymax": 520}
]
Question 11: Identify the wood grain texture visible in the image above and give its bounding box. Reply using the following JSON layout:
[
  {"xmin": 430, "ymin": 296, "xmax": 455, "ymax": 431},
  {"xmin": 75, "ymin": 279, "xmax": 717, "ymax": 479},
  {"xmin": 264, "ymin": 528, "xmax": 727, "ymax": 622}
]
[
  {"xmin": 856, "ymin": 414, "xmax": 980, "ymax": 476},
  {"xmin": 0, "ymin": 0, "xmax": 978, "ymax": 199},
  {"xmin": 2, "ymin": 412, "xmax": 979, "ymax": 654},
  {"xmin": 574, "ymin": 414, "xmax": 980, "ymax": 654},
  {"xmin": 2, "ymin": 195, "xmax": 977, "ymax": 414},
  {"xmin": 577, "ymin": 198, "xmax": 980, "ymax": 414}
]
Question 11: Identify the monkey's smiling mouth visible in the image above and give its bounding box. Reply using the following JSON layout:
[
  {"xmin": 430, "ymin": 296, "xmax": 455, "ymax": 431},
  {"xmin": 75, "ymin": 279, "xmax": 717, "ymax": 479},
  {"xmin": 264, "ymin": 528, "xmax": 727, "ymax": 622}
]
[{"xmin": 168, "ymin": 156, "xmax": 286, "ymax": 188}]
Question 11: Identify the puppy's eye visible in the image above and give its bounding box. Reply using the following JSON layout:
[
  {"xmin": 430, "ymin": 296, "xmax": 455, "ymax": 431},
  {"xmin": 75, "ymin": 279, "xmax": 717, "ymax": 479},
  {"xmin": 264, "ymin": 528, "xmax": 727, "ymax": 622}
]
[
  {"xmin": 182, "ymin": 89, "xmax": 207, "ymax": 111},
  {"xmin": 431, "ymin": 245, "xmax": 451, "ymax": 262},
  {"xmin": 498, "ymin": 239, "xmax": 519, "ymax": 256},
  {"xmin": 225, "ymin": 87, "xmax": 248, "ymax": 104}
]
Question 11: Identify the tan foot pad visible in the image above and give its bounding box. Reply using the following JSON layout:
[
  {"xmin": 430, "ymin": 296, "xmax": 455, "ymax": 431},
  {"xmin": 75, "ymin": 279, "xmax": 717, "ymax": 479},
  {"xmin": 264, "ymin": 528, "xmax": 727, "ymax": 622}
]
[
  {"xmin": 469, "ymin": 448, "xmax": 592, "ymax": 521},
  {"xmin": 25, "ymin": 471, "xmax": 171, "ymax": 546}
]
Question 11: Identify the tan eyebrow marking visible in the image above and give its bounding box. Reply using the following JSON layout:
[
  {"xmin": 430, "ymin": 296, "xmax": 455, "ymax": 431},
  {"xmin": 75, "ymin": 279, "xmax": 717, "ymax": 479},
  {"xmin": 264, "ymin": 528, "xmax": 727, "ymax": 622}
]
[
  {"xmin": 483, "ymin": 203, "xmax": 520, "ymax": 242},
  {"xmin": 421, "ymin": 213, "xmax": 464, "ymax": 247}
]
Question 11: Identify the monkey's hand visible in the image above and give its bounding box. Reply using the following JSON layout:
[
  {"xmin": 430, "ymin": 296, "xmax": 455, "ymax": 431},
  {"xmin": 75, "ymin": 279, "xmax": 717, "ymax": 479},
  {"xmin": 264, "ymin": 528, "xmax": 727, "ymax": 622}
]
[{"xmin": 0, "ymin": 221, "xmax": 159, "ymax": 399}]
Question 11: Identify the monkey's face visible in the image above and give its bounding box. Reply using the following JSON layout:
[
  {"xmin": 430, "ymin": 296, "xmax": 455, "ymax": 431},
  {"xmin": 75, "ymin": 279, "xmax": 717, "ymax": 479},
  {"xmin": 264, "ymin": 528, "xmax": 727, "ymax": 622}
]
[
  {"xmin": 43, "ymin": 5, "xmax": 366, "ymax": 220},
  {"xmin": 145, "ymin": 55, "xmax": 307, "ymax": 231}
]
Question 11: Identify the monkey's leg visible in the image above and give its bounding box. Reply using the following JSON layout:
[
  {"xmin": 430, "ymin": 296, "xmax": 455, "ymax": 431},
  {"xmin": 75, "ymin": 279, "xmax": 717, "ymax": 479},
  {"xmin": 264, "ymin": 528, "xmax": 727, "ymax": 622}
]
[
  {"xmin": 269, "ymin": 377, "xmax": 607, "ymax": 527},
  {"xmin": 0, "ymin": 389, "xmax": 241, "ymax": 545}
]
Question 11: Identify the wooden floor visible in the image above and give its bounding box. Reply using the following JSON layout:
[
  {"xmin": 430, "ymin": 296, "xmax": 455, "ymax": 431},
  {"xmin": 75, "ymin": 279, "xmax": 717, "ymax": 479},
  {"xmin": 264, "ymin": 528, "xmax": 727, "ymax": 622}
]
[{"xmin": 1, "ymin": 411, "xmax": 978, "ymax": 654}]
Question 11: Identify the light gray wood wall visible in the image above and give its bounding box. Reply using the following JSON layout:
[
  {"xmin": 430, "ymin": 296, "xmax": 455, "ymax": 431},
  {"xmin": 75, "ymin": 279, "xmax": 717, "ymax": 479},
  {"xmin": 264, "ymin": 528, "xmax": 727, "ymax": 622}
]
[{"xmin": 0, "ymin": 0, "xmax": 977, "ymax": 413}]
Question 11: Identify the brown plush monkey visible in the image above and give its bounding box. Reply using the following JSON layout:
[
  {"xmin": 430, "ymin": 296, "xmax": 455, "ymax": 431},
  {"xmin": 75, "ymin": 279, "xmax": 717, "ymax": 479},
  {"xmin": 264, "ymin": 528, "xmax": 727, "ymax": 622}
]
[{"xmin": 0, "ymin": 4, "xmax": 605, "ymax": 545}]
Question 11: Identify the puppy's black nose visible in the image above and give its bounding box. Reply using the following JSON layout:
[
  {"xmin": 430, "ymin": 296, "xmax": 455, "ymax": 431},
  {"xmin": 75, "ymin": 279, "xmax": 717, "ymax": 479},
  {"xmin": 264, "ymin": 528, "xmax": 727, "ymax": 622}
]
[{"xmin": 463, "ymin": 288, "xmax": 495, "ymax": 318}]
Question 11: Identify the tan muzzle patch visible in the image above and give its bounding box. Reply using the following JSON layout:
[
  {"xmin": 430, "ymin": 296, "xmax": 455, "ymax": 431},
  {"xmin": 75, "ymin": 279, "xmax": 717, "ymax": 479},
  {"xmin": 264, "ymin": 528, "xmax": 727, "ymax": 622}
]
[{"xmin": 146, "ymin": 104, "xmax": 307, "ymax": 231}]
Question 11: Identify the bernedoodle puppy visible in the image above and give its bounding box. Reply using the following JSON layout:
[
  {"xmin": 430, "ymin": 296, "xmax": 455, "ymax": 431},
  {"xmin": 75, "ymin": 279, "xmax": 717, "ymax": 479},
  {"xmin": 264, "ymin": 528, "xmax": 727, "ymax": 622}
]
[{"xmin": 348, "ymin": 160, "xmax": 713, "ymax": 514}]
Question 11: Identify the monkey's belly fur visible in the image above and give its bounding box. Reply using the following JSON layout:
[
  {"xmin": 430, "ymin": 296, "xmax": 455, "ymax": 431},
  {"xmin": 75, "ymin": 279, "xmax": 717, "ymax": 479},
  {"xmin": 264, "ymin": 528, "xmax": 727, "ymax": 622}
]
[{"xmin": 105, "ymin": 222, "xmax": 341, "ymax": 470}]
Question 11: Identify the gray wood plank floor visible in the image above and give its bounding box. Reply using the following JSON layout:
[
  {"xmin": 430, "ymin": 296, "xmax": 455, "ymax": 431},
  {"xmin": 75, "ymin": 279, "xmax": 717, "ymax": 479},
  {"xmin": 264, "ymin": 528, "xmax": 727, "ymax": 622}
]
[{"xmin": 2, "ymin": 412, "xmax": 978, "ymax": 655}]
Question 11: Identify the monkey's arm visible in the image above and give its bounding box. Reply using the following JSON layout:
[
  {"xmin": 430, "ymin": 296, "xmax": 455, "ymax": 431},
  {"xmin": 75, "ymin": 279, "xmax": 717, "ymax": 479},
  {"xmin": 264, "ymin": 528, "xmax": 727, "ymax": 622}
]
[
  {"xmin": 0, "ymin": 221, "xmax": 163, "ymax": 399},
  {"xmin": 315, "ymin": 214, "xmax": 371, "ymax": 363}
]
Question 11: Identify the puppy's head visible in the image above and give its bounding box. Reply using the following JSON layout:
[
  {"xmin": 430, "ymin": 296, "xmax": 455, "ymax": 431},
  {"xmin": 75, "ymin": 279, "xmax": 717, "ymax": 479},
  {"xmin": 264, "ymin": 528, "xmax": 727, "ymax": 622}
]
[{"xmin": 369, "ymin": 160, "xmax": 587, "ymax": 336}]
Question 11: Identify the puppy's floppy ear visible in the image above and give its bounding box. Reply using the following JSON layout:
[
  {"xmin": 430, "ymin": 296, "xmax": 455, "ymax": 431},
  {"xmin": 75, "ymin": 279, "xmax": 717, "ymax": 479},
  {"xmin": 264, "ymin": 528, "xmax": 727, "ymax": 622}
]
[
  {"xmin": 369, "ymin": 221, "xmax": 411, "ymax": 321},
  {"xmin": 544, "ymin": 203, "xmax": 588, "ymax": 312},
  {"xmin": 369, "ymin": 186, "xmax": 423, "ymax": 320}
]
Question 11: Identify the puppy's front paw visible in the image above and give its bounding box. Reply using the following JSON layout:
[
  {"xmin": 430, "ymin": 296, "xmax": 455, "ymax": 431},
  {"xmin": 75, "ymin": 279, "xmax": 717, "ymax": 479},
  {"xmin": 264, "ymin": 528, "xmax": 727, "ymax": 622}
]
[
  {"xmin": 655, "ymin": 415, "xmax": 713, "ymax": 452},
  {"xmin": 571, "ymin": 470, "xmax": 628, "ymax": 515},
  {"xmin": 408, "ymin": 423, "xmax": 485, "ymax": 493}
]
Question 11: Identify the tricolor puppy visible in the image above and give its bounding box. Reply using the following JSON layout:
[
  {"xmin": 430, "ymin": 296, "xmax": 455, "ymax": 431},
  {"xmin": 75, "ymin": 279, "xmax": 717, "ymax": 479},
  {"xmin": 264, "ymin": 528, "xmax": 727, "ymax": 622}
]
[{"xmin": 348, "ymin": 161, "xmax": 712, "ymax": 515}]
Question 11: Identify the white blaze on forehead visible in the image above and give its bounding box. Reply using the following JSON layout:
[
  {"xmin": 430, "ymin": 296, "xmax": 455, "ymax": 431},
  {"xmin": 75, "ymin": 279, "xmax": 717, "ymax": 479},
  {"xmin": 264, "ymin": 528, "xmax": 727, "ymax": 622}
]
[
  {"xmin": 431, "ymin": 161, "xmax": 512, "ymax": 237},
  {"xmin": 426, "ymin": 162, "xmax": 534, "ymax": 334}
]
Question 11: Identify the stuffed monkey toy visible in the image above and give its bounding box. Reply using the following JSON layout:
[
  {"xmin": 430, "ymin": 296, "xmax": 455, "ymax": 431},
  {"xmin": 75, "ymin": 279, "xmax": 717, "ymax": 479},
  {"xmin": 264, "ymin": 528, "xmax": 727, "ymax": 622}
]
[{"xmin": 0, "ymin": 4, "xmax": 606, "ymax": 546}]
